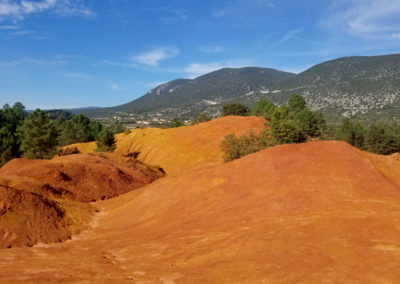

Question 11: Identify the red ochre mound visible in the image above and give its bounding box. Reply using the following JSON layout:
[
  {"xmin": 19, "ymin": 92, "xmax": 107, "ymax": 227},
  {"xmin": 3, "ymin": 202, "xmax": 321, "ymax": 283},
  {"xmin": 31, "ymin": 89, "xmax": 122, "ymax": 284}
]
[
  {"xmin": 0, "ymin": 153, "xmax": 164, "ymax": 202},
  {"xmin": 0, "ymin": 185, "xmax": 93, "ymax": 249},
  {"xmin": 0, "ymin": 153, "xmax": 164, "ymax": 248},
  {"xmin": 1, "ymin": 141, "xmax": 400, "ymax": 282}
]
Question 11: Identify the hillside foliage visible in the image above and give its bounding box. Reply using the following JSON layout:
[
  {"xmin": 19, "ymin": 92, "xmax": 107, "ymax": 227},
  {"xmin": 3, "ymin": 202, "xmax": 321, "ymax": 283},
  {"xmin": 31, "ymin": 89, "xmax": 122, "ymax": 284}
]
[
  {"xmin": 0, "ymin": 103, "xmax": 125, "ymax": 166},
  {"xmin": 221, "ymin": 94, "xmax": 400, "ymax": 162}
]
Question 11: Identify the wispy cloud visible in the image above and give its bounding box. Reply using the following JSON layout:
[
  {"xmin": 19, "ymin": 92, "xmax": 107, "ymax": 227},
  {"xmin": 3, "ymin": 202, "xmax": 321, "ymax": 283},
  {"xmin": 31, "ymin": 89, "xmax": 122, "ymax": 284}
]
[
  {"xmin": 144, "ymin": 81, "xmax": 166, "ymax": 88},
  {"xmin": 199, "ymin": 46, "xmax": 224, "ymax": 54},
  {"xmin": 111, "ymin": 84, "xmax": 124, "ymax": 91},
  {"xmin": 184, "ymin": 59, "xmax": 254, "ymax": 78},
  {"xmin": 212, "ymin": 0, "xmax": 274, "ymax": 19},
  {"xmin": 132, "ymin": 47, "xmax": 180, "ymax": 67},
  {"xmin": 0, "ymin": 24, "xmax": 18, "ymax": 29},
  {"xmin": 322, "ymin": 0, "xmax": 400, "ymax": 39},
  {"xmin": 96, "ymin": 59, "xmax": 137, "ymax": 69},
  {"xmin": 64, "ymin": 72, "xmax": 91, "ymax": 79},
  {"xmin": 144, "ymin": 6, "xmax": 188, "ymax": 22},
  {"xmin": 0, "ymin": 0, "xmax": 95, "ymax": 21},
  {"xmin": 0, "ymin": 57, "xmax": 68, "ymax": 66},
  {"xmin": 10, "ymin": 29, "xmax": 31, "ymax": 35}
]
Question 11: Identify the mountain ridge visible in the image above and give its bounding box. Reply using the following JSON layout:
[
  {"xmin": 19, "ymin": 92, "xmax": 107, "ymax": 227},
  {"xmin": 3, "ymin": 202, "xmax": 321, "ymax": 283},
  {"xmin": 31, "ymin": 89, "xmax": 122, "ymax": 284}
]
[{"xmin": 73, "ymin": 54, "xmax": 400, "ymax": 122}]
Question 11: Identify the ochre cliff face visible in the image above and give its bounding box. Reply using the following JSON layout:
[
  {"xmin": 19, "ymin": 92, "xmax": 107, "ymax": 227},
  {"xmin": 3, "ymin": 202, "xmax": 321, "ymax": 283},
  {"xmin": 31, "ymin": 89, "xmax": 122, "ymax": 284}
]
[{"xmin": 1, "ymin": 136, "xmax": 400, "ymax": 282}]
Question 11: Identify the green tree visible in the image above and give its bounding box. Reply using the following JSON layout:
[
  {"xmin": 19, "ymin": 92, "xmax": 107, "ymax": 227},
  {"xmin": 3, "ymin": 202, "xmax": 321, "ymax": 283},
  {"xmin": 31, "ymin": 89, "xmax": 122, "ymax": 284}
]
[
  {"xmin": 269, "ymin": 106, "xmax": 307, "ymax": 144},
  {"xmin": 0, "ymin": 102, "xmax": 26, "ymax": 160},
  {"xmin": 89, "ymin": 121, "xmax": 103, "ymax": 139},
  {"xmin": 366, "ymin": 121, "xmax": 399, "ymax": 154},
  {"xmin": 297, "ymin": 109, "xmax": 326, "ymax": 137},
  {"xmin": 221, "ymin": 103, "xmax": 249, "ymax": 116},
  {"xmin": 17, "ymin": 109, "xmax": 59, "ymax": 159},
  {"xmin": 109, "ymin": 122, "xmax": 125, "ymax": 134},
  {"xmin": 170, "ymin": 118, "xmax": 183, "ymax": 128},
  {"xmin": 249, "ymin": 99, "xmax": 276, "ymax": 119},
  {"xmin": 96, "ymin": 127, "xmax": 116, "ymax": 152},
  {"xmin": 60, "ymin": 114, "xmax": 93, "ymax": 145},
  {"xmin": 338, "ymin": 118, "xmax": 365, "ymax": 148},
  {"xmin": 0, "ymin": 127, "xmax": 15, "ymax": 166},
  {"xmin": 288, "ymin": 94, "xmax": 306, "ymax": 113}
]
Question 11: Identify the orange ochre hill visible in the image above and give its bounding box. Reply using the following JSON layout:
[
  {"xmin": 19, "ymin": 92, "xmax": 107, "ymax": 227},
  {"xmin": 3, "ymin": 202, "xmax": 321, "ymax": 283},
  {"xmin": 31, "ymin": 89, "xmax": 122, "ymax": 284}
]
[
  {"xmin": 0, "ymin": 116, "xmax": 400, "ymax": 283},
  {"xmin": 67, "ymin": 115, "xmax": 267, "ymax": 175}
]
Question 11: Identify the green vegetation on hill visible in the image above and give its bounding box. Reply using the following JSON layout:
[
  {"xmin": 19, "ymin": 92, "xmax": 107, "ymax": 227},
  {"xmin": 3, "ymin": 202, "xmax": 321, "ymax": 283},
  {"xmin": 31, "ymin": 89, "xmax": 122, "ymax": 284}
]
[
  {"xmin": 0, "ymin": 103, "xmax": 126, "ymax": 166},
  {"xmin": 222, "ymin": 103, "xmax": 249, "ymax": 116},
  {"xmin": 221, "ymin": 95, "xmax": 400, "ymax": 162}
]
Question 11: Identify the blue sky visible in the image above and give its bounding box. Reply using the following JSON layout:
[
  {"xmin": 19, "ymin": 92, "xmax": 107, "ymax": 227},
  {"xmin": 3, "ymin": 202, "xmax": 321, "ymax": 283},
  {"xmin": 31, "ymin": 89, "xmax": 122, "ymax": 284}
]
[{"xmin": 1, "ymin": 0, "xmax": 400, "ymax": 109}]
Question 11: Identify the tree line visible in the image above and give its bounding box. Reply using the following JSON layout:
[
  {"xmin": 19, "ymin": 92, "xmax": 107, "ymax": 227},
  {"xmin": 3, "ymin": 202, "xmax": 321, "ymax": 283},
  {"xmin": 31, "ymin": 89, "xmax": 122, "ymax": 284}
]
[
  {"xmin": 0, "ymin": 103, "xmax": 125, "ymax": 166},
  {"xmin": 221, "ymin": 96, "xmax": 400, "ymax": 162}
]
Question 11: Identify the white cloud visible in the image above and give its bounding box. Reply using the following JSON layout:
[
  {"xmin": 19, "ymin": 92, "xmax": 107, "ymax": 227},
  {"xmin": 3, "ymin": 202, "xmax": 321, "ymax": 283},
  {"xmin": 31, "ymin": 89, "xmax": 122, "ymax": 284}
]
[
  {"xmin": 322, "ymin": 0, "xmax": 400, "ymax": 39},
  {"xmin": 132, "ymin": 47, "xmax": 180, "ymax": 66},
  {"xmin": 0, "ymin": 0, "xmax": 95, "ymax": 21}
]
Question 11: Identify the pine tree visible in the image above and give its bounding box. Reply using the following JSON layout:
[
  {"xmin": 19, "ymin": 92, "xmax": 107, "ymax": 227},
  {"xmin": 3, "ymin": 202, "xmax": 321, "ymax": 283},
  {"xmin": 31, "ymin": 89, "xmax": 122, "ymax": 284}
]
[
  {"xmin": 0, "ymin": 127, "xmax": 15, "ymax": 166},
  {"xmin": 17, "ymin": 109, "xmax": 59, "ymax": 159}
]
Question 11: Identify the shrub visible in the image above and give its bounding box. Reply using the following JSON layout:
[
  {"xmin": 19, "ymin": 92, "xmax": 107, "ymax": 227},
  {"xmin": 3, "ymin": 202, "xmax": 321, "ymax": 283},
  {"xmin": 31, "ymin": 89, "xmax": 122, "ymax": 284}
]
[
  {"xmin": 221, "ymin": 103, "xmax": 249, "ymax": 116},
  {"xmin": 269, "ymin": 106, "xmax": 307, "ymax": 144},
  {"xmin": 58, "ymin": 147, "xmax": 80, "ymax": 156},
  {"xmin": 197, "ymin": 113, "xmax": 211, "ymax": 123},
  {"xmin": 365, "ymin": 121, "xmax": 400, "ymax": 154},
  {"xmin": 96, "ymin": 127, "xmax": 116, "ymax": 152},
  {"xmin": 221, "ymin": 130, "xmax": 275, "ymax": 162},
  {"xmin": 170, "ymin": 118, "xmax": 183, "ymax": 128},
  {"xmin": 249, "ymin": 99, "xmax": 276, "ymax": 119},
  {"xmin": 338, "ymin": 118, "xmax": 365, "ymax": 148}
]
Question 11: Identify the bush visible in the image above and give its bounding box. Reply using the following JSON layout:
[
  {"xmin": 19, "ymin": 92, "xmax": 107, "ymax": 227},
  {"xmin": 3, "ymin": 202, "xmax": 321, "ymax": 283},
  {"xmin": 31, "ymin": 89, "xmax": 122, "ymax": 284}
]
[
  {"xmin": 221, "ymin": 130, "xmax": 275, "ymax": 162},
  {"xmin": 338, "ymin": 118, "xmax": 365, "ymax": 148},
  {"xmin": 222, "ymin": 103, "xmax": 249, "ymax": 116},
  {"xmin": 269, "ymin": 106, "xmax": 307, "ymax": 144},
  {"xmin": 249, "ymin": 99, "xmax": 276, "ymax": 119},
  {"xmin": 197, "ymin": 113, "xmax": 211, "ymax": 123},
  {"xmin": 365, "ymin": 121, "xmax": 400, "ymax": 154},
  {"xmin": 110, "ymin": 122, "xmax": 125, "ymax": 134},
  {"xmin": 96, "ymin": 128, "xmax": 116, "ymax": 152},
  {"xmin": 58, "ymin": 147, "xmax": 80, "ymax": 156},
  {"xmin": 170, "ymin": 118, "xmax": 183, "ymax": 128}
]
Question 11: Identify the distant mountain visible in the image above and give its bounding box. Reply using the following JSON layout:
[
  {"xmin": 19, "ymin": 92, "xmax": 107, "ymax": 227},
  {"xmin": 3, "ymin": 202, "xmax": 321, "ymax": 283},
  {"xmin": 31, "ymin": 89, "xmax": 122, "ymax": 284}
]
[
  {"xmin": 81, "ymin": 67, "xmax": 295, "ymax": 118},
  {"xmin": 80, "ymin": 54, "xmax": 400, "ymax": 122},
  {"xmin": 271, "ymin": 54, "xmax": 400, "ymax": 121}
]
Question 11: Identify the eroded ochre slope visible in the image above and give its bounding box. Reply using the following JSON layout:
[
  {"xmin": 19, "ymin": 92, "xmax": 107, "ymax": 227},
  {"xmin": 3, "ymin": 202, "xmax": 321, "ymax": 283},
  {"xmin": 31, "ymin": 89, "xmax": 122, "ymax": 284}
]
[
  {"xmin": 66, "ymin": 116, "xmax": 266, "ymax": 176},
  {"xmin": 0, "ymin": 153, "xmax": 164, "ymax": 248},
  {"xmin": 1, "ymin": 140, "xmax": 400, "ymax": 283}
]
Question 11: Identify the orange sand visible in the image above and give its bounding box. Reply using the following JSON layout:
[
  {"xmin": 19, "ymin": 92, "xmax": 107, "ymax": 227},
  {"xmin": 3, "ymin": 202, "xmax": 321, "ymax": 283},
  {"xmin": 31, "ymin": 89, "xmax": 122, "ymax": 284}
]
[
  {"xmin": 114, "ymin": 115, "xmax": 266, "ymax": 175},
  {"xmin": 1, "ymin": 141, "xmax": 400, "ymax": 282}
]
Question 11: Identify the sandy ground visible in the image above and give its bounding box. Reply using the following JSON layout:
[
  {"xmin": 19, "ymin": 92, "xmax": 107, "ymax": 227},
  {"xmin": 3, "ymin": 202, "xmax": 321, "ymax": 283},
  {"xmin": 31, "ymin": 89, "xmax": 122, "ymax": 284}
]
[{"xmin": 1, "ymin": 140, "xmax": 400, "ymax": 283}]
